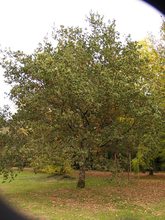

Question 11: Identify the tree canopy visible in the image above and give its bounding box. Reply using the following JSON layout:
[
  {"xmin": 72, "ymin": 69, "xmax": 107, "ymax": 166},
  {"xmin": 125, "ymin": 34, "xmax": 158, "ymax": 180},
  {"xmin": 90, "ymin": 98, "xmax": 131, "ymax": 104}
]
[{"xmin": 0, "ymin": 13, "xmax": 164, "ymax": 187}]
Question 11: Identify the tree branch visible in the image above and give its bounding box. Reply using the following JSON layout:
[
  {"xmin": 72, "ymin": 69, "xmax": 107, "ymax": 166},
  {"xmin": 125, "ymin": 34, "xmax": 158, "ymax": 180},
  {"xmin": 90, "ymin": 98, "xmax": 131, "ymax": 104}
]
[{"xmin": 99, "ymin": 121, "xmax": 135, "ymax": 148}]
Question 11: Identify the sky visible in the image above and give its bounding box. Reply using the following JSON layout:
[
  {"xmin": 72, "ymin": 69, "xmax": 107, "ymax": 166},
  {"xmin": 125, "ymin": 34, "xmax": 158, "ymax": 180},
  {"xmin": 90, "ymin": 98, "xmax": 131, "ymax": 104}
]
[{"xmin": 0, "ymin": 0, "xmax": 163, "ymax": 112}]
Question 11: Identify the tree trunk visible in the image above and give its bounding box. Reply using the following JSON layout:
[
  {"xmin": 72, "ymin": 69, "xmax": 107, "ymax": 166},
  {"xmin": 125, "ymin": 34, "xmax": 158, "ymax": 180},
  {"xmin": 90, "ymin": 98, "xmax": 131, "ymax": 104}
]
[
  {"xmin": 77, "ymin": 165, "xmax": 85, "ymax": 188},
  {"xmin": 149, "ymin": 168, "xmax": 154, "ymax": 175},
  {"xmin": 127, "ymin": 152, "xmax": 131, "ymax": 181},
  {"xmin": 114, "ymin": 153, "xmax": 117, "ymax": 172}
]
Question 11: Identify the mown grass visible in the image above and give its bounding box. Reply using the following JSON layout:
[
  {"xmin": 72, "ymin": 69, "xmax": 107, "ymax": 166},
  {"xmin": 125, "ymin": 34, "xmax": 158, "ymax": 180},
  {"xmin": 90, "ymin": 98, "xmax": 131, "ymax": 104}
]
[{"xmin": 0, "ymin": 170, "xmax": 165, "ymax": 220}]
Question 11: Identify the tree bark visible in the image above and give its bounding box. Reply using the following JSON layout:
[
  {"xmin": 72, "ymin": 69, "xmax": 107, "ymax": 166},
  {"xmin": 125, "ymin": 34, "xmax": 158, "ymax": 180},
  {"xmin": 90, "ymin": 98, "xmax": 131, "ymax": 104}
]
[
  {"xmin": 149, "ymin": 168, "xmax": 154, "ymax": 175},
  {"xmin": 77, "ymin": 165, "xmax": 85, "ymax": 188}
]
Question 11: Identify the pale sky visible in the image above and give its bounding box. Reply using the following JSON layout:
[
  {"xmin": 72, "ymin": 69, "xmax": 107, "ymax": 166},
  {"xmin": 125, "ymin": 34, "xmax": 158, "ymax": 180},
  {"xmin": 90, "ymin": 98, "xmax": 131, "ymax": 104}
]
[{"xmin": 0, "ymin": 0, "xmax": 163, "ymax": 112}]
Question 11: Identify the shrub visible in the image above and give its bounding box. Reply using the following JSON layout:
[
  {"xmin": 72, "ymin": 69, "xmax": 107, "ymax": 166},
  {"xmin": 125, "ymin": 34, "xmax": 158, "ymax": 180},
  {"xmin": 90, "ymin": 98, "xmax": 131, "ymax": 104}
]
[{"xmin": 40, "ymin": 163, "xmax": 73, "ymax": 175}]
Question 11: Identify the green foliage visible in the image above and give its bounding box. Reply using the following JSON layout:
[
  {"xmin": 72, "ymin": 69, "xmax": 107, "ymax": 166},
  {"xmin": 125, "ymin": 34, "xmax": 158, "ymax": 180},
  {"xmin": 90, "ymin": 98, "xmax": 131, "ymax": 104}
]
[
  {"xmin": 0, "ymin": 13, "xmax": 164, "ymax": 185},
  {"xmin": 132, "ymin": 152, "xmax": 145, "ymax": 173},
  {"xmin": 40, "ymin": 163, "xmax": 73, "ymax": 175}
]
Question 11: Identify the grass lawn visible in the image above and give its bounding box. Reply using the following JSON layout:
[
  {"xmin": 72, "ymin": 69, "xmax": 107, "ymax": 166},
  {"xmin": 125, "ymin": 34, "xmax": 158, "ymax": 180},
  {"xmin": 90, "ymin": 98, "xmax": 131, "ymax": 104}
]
[{"xmin": 0, "ymin": 170, "xmax": 165, "ymax": 220}]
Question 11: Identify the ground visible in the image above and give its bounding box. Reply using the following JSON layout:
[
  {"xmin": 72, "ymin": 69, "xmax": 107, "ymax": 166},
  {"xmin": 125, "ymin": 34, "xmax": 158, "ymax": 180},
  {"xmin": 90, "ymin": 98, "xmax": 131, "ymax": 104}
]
[{"xmin": 0, "ymin": 170, "xmax": 165, "ymax": 220}]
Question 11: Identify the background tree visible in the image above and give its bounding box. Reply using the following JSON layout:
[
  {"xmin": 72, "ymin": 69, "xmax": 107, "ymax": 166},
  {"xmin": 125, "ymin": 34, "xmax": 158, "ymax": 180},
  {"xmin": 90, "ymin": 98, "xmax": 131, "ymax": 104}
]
[{"xmin": 132, "ymin": 19, "xmax": 165, "ymax": 174}]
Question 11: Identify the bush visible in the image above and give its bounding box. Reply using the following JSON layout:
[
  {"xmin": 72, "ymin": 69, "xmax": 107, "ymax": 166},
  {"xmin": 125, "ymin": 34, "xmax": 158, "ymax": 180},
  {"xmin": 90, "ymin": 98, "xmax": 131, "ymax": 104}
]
[{"xmin": 40, "ymin": 163, "xmax": 73, "ymax": 175}]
